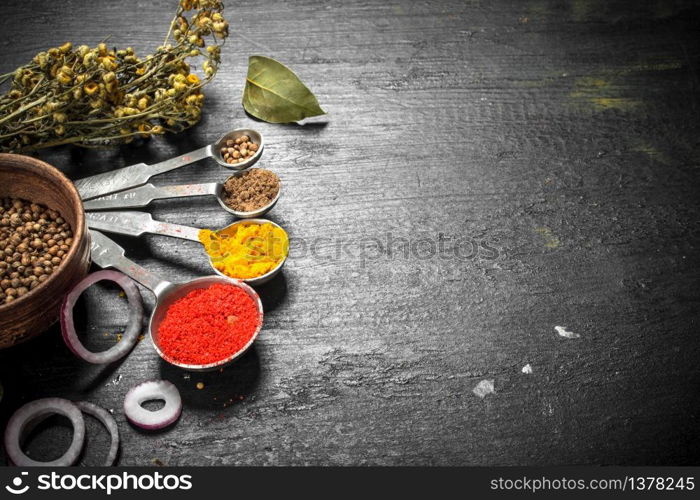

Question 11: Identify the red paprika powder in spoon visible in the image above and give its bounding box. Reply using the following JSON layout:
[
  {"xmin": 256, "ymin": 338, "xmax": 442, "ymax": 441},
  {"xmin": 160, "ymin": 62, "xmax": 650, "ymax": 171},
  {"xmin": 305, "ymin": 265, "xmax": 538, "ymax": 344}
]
[{"xmin": 158, "ymin": 283, "xmax": 261, "ymax": 365}]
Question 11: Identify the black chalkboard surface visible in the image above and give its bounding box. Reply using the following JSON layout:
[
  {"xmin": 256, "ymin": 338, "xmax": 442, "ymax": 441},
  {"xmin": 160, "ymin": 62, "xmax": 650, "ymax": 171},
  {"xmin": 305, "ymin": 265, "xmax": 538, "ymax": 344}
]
[{"xmin": 0, "ymin": 0, "xmax": 698, "ymax": 466}]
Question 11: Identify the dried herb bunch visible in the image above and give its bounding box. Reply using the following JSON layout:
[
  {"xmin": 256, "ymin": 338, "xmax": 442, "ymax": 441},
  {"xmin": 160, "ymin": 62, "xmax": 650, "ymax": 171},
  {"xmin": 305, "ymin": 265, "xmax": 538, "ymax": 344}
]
[{"xmin": 0, "ymin": 0, "xmax": 228, "ymax": 153}]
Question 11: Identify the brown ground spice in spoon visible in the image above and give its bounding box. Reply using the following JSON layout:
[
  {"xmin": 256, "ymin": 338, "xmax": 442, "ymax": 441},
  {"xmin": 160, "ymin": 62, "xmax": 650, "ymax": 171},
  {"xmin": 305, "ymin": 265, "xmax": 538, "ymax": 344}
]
[{"xmin": 222, "ymin": 168, "xmax": 280, "ymax": 212}]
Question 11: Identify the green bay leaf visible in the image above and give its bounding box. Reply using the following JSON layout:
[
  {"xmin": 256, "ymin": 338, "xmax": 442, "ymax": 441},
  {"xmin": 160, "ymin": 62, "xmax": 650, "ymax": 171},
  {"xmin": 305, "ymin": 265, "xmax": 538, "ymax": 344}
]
[{"xmin": 243, "ymin": 55, "xmax": 326, "ymax": 123}]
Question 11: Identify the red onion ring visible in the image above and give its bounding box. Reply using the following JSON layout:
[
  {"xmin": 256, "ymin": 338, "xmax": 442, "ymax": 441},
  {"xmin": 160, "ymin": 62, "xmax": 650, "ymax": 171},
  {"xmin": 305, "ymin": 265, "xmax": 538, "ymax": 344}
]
[
  {"xmin": 61, "ymin": 270, "xmax": 144, "ymax": 364},
  {"xmin": 124, "ymin": 380, "xmax": 182, "ymax": 430},
  {"xmin": 75, "ymin": 401, "xmax": 119, "ymax": 466},
  {"xmin": 4, "ymin": 398, "xmax": 85, "ymax": 467}
]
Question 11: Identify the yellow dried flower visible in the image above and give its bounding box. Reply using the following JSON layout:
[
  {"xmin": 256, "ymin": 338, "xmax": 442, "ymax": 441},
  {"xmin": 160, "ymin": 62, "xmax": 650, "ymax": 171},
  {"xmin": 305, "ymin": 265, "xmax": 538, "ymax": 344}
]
[
  {"xmin": 0, "ymin": 0, "xmax": 228, "ymax": 153},
  {"xmin": 137, "ymin": 123, "xmax": 151, "ymax": 137},
  {"xmin": 213, "ymin": 21, "xmax": 228, "ymax": 36},
  {"xmin": 84, "ymin": 82, "xmax": 99, "ymax": 96},
  {"xmin": 202, "ymin": 60, "xmax": 214, "ymax": 77},
  {"xmin": 33, "ymin": 52, "xmax": 49, "ymax": 68},
  {"xmin": 185, "ymin": 105, "xmax": 201, "ymax": 118},
  {"xmin": 83, "ymin": 52, "xmax": 97, "ymax": 66},
  {"xmin": 101, "ymin": 58, "xmax": 117, "ymax": 71},
  {"xmin": 105, "ymin": 80, "xmax": 118, "ymax": 93}
]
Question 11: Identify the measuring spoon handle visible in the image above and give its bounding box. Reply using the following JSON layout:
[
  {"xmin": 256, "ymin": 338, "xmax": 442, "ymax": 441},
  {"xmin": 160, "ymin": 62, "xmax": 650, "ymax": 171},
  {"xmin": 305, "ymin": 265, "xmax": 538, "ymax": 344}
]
[
  {"xmin": 83, "ymin": 183, "xmax": 218, "ymax": 211},
  {"xmin": 90, "ymin": 229, "xmax": 172, "ymax": 295},
  {"xmin": 75, "ymin": 145, "xmax": 212, "ymax": 200},
  {"xmin": 86, "ymin": 211, "xmax": 202, "ymax": 242}
]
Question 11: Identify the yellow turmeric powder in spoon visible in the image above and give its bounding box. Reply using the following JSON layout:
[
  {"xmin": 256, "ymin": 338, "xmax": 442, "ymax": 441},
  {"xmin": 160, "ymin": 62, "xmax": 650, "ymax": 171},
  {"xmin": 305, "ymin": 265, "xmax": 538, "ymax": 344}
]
[{"xmin": 199, "ymin": 221, "xmax": 289, "ymax": 280}]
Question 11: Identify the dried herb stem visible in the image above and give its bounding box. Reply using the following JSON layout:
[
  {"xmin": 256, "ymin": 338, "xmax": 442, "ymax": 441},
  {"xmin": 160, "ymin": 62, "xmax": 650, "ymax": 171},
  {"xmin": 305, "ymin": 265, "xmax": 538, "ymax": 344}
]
[{"xmin": 0, "ymin": 0, "xmax": 229, "ymax": 154}]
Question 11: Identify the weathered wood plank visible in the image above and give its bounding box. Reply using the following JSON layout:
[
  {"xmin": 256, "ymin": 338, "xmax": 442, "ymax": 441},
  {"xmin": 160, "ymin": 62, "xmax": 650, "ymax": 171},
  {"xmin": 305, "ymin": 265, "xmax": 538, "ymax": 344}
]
[{"xmin": 1, "ymin": 0, "xmax": 699, "ymax": 465}]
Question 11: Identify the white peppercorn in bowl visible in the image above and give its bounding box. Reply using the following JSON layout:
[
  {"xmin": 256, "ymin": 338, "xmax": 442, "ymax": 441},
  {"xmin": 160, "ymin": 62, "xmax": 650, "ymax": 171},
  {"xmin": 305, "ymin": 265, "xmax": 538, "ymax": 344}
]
[{"xmin": 0, "ymin": 154, "xmax": 90, "ymax": 349}]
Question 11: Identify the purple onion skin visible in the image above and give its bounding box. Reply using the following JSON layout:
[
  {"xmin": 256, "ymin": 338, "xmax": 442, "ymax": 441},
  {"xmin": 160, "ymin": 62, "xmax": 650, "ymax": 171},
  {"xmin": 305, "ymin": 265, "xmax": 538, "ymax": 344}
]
[
  {"xmin": 4, "ymin": 398, "xmax": 86, "ymax": 467},
  {"xmin": 75, "ymin": 401, "xmax": 120, "ymax": 466},
  {"xmin": 123, "ymin": 380, "xmax": 182, "ymax": 431},
  {"xmin": 124, "ymin": 409, "xmax": 182, "ymax": 431},
  {"xmin": 60, "ymin": 270, "xmax": 144, "ymax": 364}
]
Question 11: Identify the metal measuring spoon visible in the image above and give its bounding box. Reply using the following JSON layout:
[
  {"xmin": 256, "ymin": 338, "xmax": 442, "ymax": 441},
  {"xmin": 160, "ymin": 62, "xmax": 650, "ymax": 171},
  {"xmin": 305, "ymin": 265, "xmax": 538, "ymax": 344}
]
[
  {"xmin": 82, "ymin": 168, "xmax": 281, "ymax": 219},
  {"xmin": 85, "ymin": 212, "xmax": 287, "ymax": 286},
  {"xmin": 74, "ymin": 129, "xmax": 264, "ymax": 200},
  {"xmin": 89, "ymin": 230, "xmax": 264, "ymax": 372}
]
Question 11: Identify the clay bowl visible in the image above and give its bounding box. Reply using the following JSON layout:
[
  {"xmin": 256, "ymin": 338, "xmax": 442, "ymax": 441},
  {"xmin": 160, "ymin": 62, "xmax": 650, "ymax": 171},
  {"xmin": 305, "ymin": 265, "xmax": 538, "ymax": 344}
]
[{"xmin": 0, "ymin": 154, "xmax": 90, "ymax": 349}]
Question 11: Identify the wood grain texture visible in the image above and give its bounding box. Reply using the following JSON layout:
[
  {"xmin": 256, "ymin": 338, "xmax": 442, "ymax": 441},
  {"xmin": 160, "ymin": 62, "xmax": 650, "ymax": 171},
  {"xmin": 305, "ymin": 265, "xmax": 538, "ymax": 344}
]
[{"xmin": 1, "ymin": 0, "xmax": 699, "ymax": 465}]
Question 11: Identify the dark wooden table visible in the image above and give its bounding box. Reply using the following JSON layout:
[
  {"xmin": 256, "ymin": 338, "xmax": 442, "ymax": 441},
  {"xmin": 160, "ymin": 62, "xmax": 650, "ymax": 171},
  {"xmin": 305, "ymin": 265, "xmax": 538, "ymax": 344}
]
[{"xmin": 1, "ymin": 0, "xmax": 699, "ymax": 466}]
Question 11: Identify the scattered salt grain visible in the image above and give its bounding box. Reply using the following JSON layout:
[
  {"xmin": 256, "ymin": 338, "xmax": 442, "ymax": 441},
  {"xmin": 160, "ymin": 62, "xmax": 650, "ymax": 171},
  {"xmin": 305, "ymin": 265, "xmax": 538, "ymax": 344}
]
[
  {"xmin": 473, "ymin": 379, "xmax": 495, "ymax": 398},
  {"xmin": 105, "ymin": 374, "xmax": 122, "ymax": 387},
  {"xmin": 555, "ymin": 325, "xmax": 580, "ymax": 339}
]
